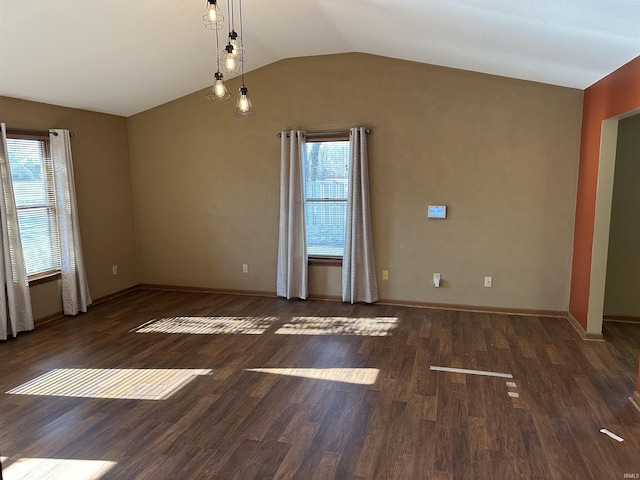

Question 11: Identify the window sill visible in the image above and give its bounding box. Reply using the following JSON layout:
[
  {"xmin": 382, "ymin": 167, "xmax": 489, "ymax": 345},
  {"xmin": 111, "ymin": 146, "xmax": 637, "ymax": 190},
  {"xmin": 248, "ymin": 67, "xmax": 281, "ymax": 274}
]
[
  {"xmin": 309, "ymin": 257, "xmax": 342, "ymax": 267},
  {"xmin": 28, "ymin": 271, "xmax": 61, "ymax": 286}
]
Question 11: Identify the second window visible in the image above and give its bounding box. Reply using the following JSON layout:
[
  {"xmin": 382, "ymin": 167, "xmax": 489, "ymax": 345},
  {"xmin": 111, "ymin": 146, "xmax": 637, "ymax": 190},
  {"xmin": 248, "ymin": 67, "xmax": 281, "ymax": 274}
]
[{"xmin": 303, "ymin": 139, "xmax": 350, "ymax": 258}]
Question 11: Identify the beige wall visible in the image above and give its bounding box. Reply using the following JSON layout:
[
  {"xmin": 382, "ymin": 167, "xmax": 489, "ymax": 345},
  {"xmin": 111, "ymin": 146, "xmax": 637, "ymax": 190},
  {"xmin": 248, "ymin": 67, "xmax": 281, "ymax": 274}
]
[
  {"xmin": 128, "ymin": 53, "xmax": 583, "ymax": 311},
  {"xmin": 604, "ymin": 114, "xmax": 640, "ymax": 317},
  {"xmin": 1, "ymin": 96, "xmax": 139, "ymax": 320}
]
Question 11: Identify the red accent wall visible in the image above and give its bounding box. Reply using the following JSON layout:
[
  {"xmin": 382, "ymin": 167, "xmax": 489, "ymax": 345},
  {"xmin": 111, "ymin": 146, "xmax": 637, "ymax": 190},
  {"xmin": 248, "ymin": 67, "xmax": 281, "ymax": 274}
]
[{"xmin": 569, "ymin": 56, "xmax": 640, "ymax": 329}]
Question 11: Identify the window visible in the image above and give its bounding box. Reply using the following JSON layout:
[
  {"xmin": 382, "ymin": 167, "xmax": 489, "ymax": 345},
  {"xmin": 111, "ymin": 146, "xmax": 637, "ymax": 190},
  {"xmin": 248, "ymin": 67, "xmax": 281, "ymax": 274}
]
[
  {"xmin": 303, "ymin": 139, "xmax": 350, "ymax": 258},
  {"xmin": 6, "ymin": 134, "xmax": 60, "ymax": 278}
]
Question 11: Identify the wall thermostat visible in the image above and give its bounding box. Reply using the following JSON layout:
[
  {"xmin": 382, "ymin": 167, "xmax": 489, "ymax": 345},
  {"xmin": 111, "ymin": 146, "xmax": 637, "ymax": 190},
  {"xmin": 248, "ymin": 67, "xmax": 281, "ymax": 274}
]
[{"xmin": 427, "ymin": 205, "xmax": 447, "ymax": 219}]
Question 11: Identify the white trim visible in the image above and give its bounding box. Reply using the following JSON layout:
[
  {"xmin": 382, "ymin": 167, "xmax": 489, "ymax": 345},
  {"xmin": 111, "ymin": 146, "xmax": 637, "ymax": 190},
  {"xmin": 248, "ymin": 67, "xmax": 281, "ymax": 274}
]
[
  {"xmin": 429, "ymin": 365, "xmax": 513, "ymax": 379},
  {"xmin": 588, "ymin": 119, "xmax": 618, "ymax": 335},
  {"xmin": 599, "ymin": 428, "xmax": 624, "ymax": 442}
]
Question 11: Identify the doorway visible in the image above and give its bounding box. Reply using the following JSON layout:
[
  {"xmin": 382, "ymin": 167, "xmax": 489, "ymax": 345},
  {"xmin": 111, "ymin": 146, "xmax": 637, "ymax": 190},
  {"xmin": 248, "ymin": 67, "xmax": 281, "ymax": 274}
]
[{"xmin": 588, "ymin": 108, "xmax": 640, "ymax": 335}]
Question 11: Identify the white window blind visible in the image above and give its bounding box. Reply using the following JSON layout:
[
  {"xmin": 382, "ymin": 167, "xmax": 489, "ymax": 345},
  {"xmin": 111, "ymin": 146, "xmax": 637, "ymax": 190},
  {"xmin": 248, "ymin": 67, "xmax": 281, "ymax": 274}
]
[
  {"xmin": 6, "ymin": 137, "xmax": 61, "ymax": 277},
  {"xmin": 303, "ymin": 140, "xmax": 350, "ymax": 257}
]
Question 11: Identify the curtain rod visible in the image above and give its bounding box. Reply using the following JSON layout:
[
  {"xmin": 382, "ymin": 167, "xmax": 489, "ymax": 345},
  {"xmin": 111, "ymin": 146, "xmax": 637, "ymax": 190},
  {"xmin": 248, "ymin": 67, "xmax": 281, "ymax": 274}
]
[
  {"xmin": 6, "ymin": 128, "xmax": 75, "ymax": 138},
  {"xmin": 276, "ymin": 129, "xmax": 371, "ymax": 138},
  {"xmin": 49, "ymin": 130, "xmax": 75, "ymax": 137}
]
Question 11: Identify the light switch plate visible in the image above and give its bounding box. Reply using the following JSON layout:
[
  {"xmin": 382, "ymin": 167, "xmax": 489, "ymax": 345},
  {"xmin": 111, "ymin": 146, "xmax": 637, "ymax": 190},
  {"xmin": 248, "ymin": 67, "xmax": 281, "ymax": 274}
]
[{"xmin": 428, "ymin": 205, "xmax": 447, "ymax": 219}]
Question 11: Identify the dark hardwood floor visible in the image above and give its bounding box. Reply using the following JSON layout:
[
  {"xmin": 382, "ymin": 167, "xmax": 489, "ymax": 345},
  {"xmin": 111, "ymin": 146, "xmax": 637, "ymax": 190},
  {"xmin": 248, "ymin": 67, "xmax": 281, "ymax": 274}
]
[{"xmin": 0, "ymin": 289, "xmax": 639, "ymax": 479}]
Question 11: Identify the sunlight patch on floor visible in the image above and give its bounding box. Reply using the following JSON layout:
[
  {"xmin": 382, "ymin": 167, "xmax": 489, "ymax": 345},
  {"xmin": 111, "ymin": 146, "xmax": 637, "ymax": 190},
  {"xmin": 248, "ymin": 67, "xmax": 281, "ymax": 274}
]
[
  {"xmin": 275, "ymin": 316, "xmax": 398, "ymax": 336},
  {"xmin": 132, "ymin": 316, "xmax": 276, "ymax": 335},
  {"xmin": 2, "ymin": 458, "xmax": 116, "ymax": 480},
  {"xmin": 6, "ymin": 368, "xmax": 211, "ymax": 400},
  {"xmin": 247, "ymin": 367, "xmax": 379, "ymax": 385}
]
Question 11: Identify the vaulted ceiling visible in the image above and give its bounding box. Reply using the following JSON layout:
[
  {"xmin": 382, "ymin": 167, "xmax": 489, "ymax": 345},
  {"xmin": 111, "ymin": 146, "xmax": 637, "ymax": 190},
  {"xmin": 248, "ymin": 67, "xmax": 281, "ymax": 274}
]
[{"xmin": 1, "ymin": 0, "xmax": 639, "ymax": 117}]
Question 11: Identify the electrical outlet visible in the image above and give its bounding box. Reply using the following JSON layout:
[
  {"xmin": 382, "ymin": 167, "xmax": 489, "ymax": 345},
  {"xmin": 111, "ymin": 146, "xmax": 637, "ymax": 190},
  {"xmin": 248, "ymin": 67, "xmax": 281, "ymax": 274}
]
[
  {"xmin": 434, "ymin": 273, "xmax": 441, "ymax": 287},
  {"xmin": 382, "ymin": 270, "xmax": 389, "ymax": 280},
  {"xmin": 112, "ymin": 265, "xmax": 118, "ymax": 275},
  {"xmin": 484, "ymin": 276, "xmax": 492, "ymax": 287},
  {"xmin": 242, "ymin": 264, "xmax": 248, "ymax": 273}
]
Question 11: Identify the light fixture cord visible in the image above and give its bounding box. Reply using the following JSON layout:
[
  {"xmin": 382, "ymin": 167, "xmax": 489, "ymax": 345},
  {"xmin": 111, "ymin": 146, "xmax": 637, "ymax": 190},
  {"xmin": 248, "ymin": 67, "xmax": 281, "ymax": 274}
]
[
  {"xmin": 239, "ymin": 0, "xmax": 245, "ymax": 85},
  {"xmin": 215, "ymin": 11, "xmax": 221, "ymax": 70},
  {"xmin": 227, "ymin": 0, "xmax": 234, "ymax": 35},
  {"xmin": 232, "ymin": 0, "xmax": 235, "ymax": 31}
]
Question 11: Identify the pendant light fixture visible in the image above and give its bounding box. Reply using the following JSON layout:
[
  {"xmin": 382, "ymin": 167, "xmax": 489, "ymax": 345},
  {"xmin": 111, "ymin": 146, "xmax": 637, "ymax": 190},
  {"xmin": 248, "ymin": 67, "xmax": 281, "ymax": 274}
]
[
  {"xmin": 228, "ymin": 30, "xmax": 241, "ymax": 56},
  {"xmin": 202, "ymin": 0, "xmax": 224, "ymax": 30},
  {"xmin": 207, "ymin": 72, "xmax": 231, "ymax": 102},
  {"xmin": 207, "ymin": 19, "xmax": 230, "ymax": 102},
  {"xmin": 233, "ymin": 0, "xmax": 255, "ymax": 117},
  {"xmin": 234, "ymin": 85, "xmax": 255, "ymax": 117},
  {"xmin": 203, "ymin": 0, "xmax": 254, "ymax": 117},
  {"xmin": 221, "ymin": 43, "xmax": 241, "ymax": 75},
  {"xmin": 220, "ymin": 1, "xmax": 243, "ymax": 75}
]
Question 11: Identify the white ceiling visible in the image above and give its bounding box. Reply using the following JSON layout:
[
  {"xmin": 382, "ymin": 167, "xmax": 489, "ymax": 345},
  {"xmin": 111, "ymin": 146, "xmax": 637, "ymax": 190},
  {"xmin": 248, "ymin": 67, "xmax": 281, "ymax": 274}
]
[{"xmin": 1, "ymin": 0, "xmax": 639, "ymax": 117}]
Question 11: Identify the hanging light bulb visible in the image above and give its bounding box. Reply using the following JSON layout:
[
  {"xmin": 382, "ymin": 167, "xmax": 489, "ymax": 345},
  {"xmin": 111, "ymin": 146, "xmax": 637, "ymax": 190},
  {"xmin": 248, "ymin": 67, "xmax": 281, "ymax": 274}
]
[
  {"xmin": 234, "ymin": 86, "xmax": 255, "ymax": 117},
  {"xmin": 232, "ymin": 0, "xmax": 255, "ymax": 117},
  {"xmin": 207, "ymin": 1, "xmax": 217, "ymax": 21},
  {"xmin": 221, "ymin": 43, "xmax": 241, "ymax": 74},
  {"xmin": 207, "ymin": 72, "xmax": 230, "ymax": 101},
  {"xmin": 228, "ymin": 30, "xmax": 241, "ymax": 57},
  {"xmin": 202, "ymin": 0, "xmax": 223, "ymax": 30}
]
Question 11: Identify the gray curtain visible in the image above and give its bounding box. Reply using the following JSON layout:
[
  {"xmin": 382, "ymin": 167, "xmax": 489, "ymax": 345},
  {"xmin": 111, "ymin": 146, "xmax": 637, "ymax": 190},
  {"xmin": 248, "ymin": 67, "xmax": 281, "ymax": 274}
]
[
  {"xmin": 0, "ymin": 123, "xmax": 34, "ymax": 340},
  {"xmin": 50, "ymin": 130, "xmax": 92, "ymax": 315},
  {"xmin": 277, "ymin": 130, "xmax": 308, "ymax": 299},
  {"xmin": 342, "ymin": 127, "xmax": 378, "ymax": 303}
]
